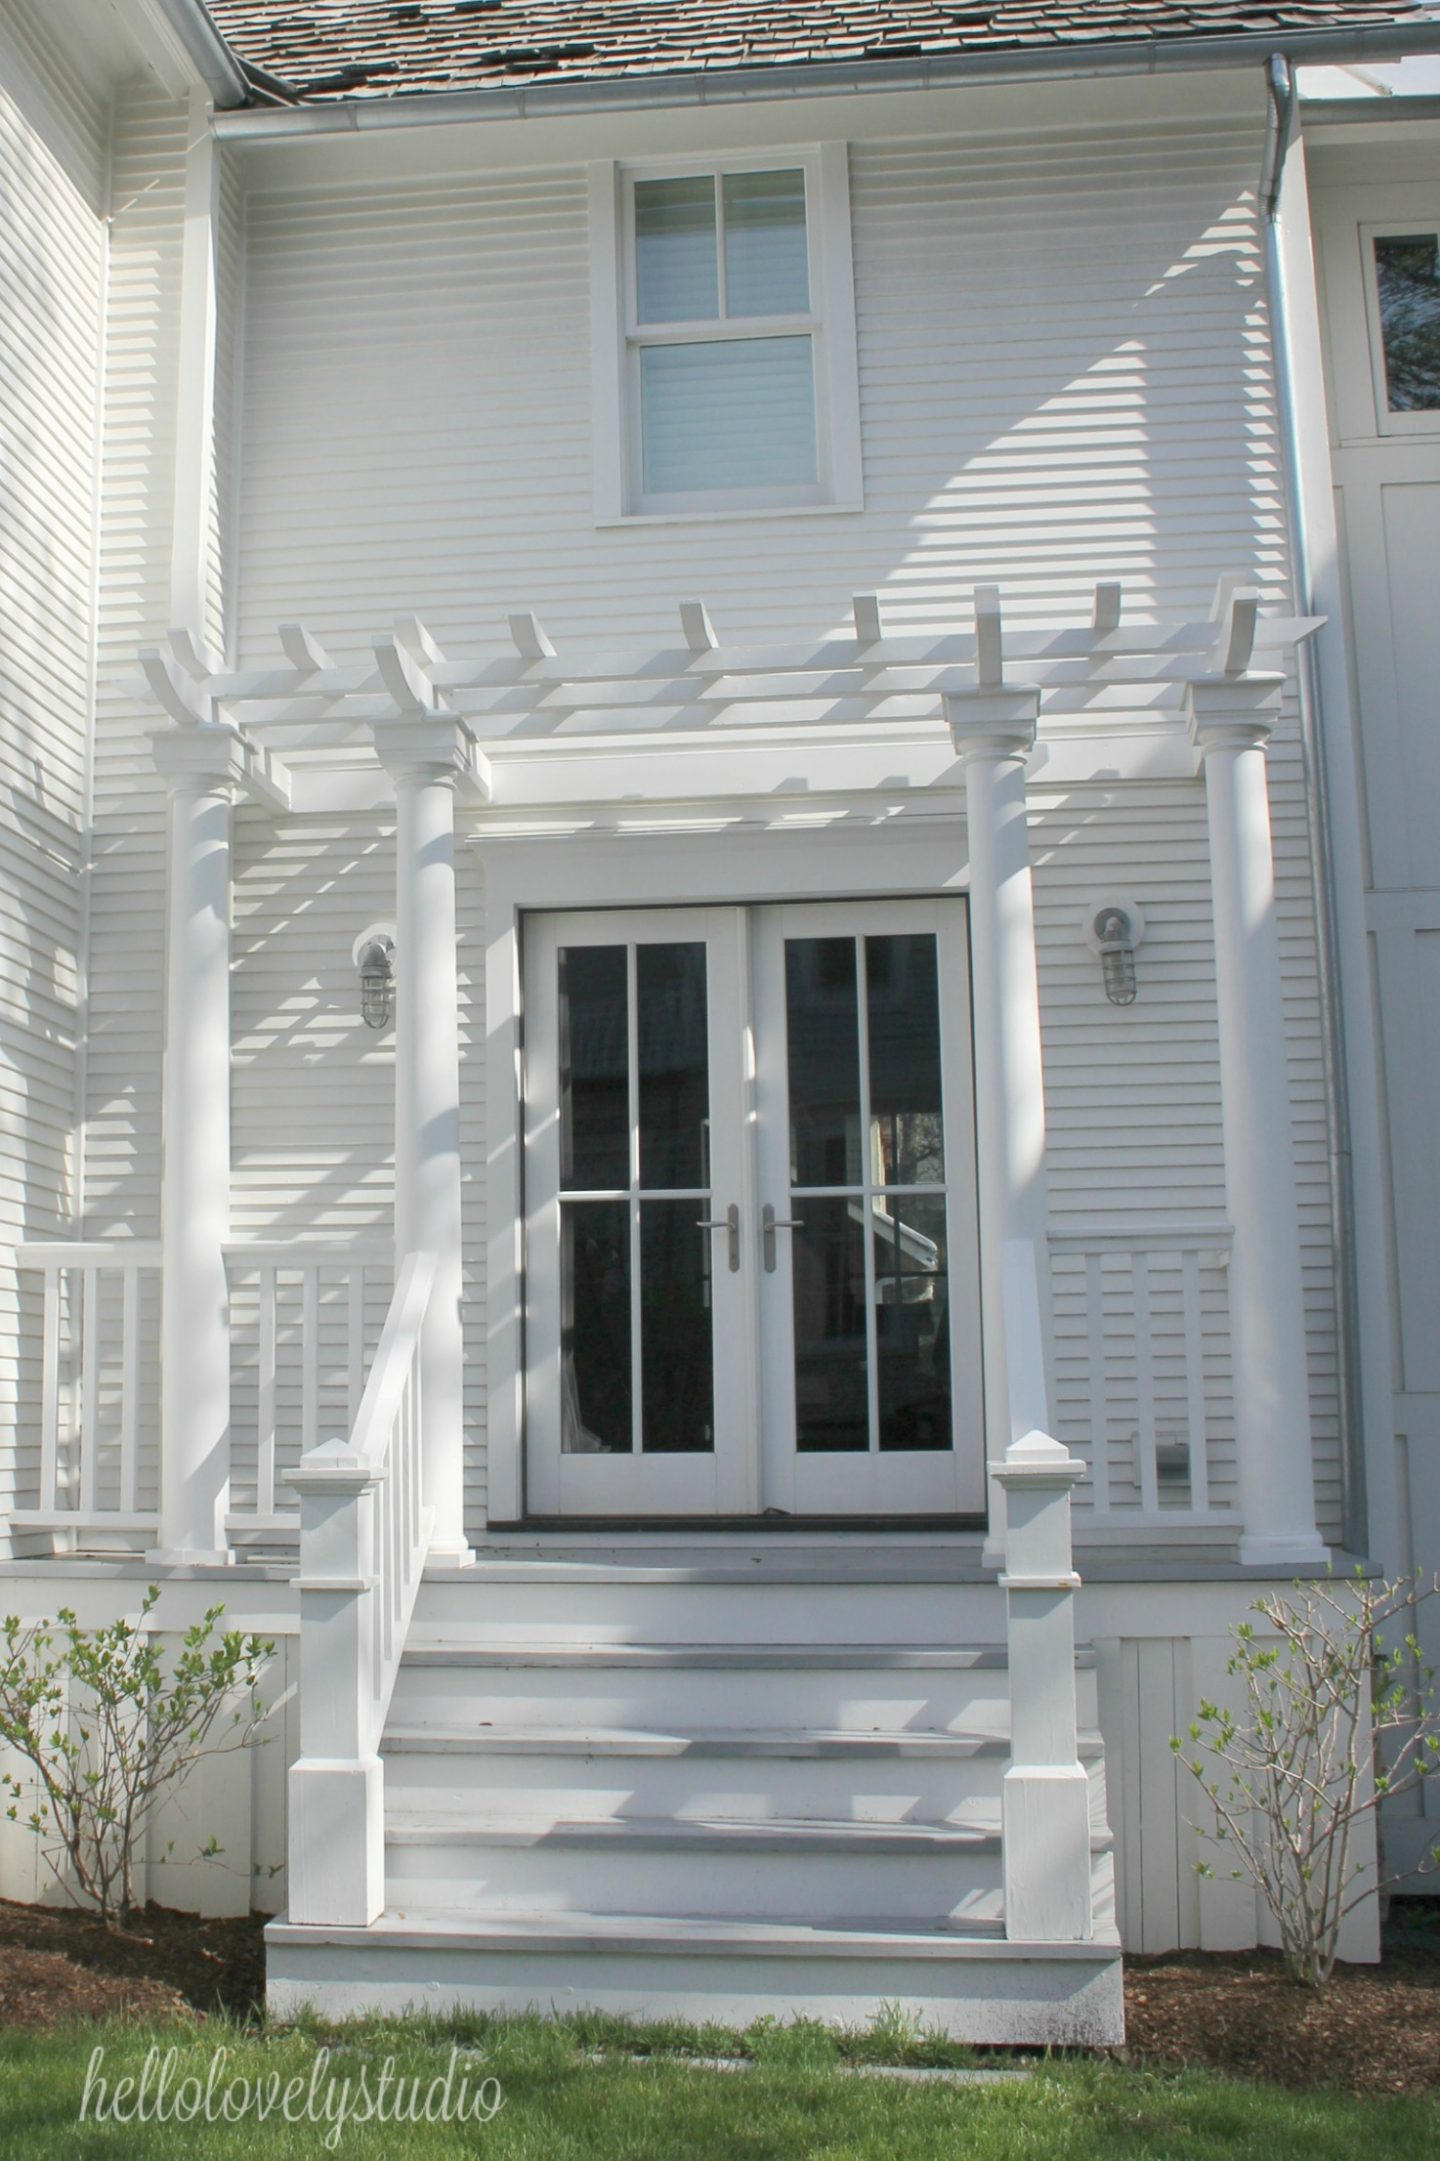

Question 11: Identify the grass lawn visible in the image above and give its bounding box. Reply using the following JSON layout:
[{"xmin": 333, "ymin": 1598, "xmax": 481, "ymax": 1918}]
[{"xmin": 0, "ymin": 2012, "xmax": 1436, "ymax": 2159}]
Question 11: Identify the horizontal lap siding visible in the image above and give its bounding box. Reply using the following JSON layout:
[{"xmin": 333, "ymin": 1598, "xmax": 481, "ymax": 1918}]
[
  {"xmin": 235, "ymin": 106, "xmax": 1338, "ymax": 1532},
  {"xmin": 82, "ymin": 87, "xmax": 188, "ymax": 1251},
  {"xmin": 0, "ymin": 5, "xmax": 106, "ymax": 1534}
]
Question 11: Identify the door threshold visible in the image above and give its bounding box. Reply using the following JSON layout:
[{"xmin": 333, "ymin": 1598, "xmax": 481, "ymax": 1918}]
[{"xmin": 489, "ymin": 1517, "xmax": 987, "ymax": 1536}]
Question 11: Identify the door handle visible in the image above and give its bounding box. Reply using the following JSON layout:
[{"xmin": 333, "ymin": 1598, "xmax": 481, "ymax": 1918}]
[
  {"xmin": 696, "ymin": 1202, "xmax": 740, "ymax": 1272},
  {"xmin": 762, "ymin": 1202, "xmax": 805, "ymax": 1274}
]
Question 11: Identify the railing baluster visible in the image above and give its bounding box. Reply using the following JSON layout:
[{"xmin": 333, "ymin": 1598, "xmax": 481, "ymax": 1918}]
[
  {"xmin": 301, "ymin": 1266, "xmax": 319, "ymax": 1462},
  {"xmin": 78, "ymin": 1266, "xmax": 99, "ymax": 1514},
  {"xmin": 1085, "ymin": 1250, "xmax": 1109, "ymax": 1516},
  {"xmin": 348, "ymin": 1264, "xmax": 365, "ymax": 1434},
  {"xmin": 119, "ymin": 1262, "xmax": 140, "ymax": 1513},
  {"xmin": 1181, "ymin": 1246, "xmax": 1210, "ymax": 1511},
  {"xmin": 257, "ymin": 1266, "xmax": 277, "ymax": 1517},
  {"xmin": 1132, "ymin": 1250, "xmax": 1160, "ymax": 1514},
  {"xmin": 39, "ymin": 1265, "xmax": 60, "ymax": 1511}
]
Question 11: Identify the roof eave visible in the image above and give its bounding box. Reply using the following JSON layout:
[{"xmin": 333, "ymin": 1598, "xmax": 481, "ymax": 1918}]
[
  {"xmin": 212, "ymin": 18, "xmax": 1440, "ymax": 140},
  {"xmin": 147, "ymin": 0, "xmax": 251, "ymax": 108}
]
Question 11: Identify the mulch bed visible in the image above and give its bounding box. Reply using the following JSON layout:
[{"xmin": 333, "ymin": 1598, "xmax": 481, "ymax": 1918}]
[
  {"xmin": 0, "ymin": 1898, "xmax": 266, "ymax": 2030},
  {"xmin": 0, "ymin": 1894, "xmax": 1438, "ymax": 2094}
]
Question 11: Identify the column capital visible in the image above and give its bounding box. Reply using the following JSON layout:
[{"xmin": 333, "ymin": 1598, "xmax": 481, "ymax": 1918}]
[
  {"xmin": 371, "ymin": 714, "xmax": 479, "ymax": 790},
  {"xmin": 944, "ymin": 689, "xmax": 1040, "ymax": 765},
  {"xmin": 1185, "ymin": 674, "xmax": 1285, "ymax": 758},
  {"xmin": 150, "ymin": 724, "xmax": 248, "ymax": 798}
]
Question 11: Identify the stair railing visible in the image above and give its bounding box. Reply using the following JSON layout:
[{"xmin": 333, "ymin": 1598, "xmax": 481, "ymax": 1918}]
[
  {"xmin": 285, "ymin": 1249, "xmax": 436, "ymax": 1927},
  {"xmin": 995, "ymin": 1237, "xmax": 1095, "ymax": 1942}
]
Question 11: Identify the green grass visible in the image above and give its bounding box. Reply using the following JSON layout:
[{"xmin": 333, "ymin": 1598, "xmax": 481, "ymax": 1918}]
[{"xmin": 0, "ymin": 2011, "xmax": 1433, "ymax": 2159}]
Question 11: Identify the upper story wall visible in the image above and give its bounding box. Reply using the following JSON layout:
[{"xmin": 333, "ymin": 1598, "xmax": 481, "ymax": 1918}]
[{"xmin": 229, "ymin": 73, "xmax": 1284, "ymax": 653}]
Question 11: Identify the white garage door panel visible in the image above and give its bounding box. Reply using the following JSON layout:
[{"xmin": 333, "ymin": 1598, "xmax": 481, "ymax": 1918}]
[{"xmin": 1380, "ymin": 484, "xmax": 1440, "ymax": 888}]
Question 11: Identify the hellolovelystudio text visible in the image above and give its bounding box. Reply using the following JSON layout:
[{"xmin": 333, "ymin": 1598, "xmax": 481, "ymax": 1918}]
[{"xmin": 79, "ymin": 2042, "xmax": 504, "ymax": 2147}]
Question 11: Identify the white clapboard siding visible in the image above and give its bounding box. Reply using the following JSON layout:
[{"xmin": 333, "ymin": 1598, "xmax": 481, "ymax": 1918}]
[
  {"xmin": 0, "ymin": 4, "xmax": 107, "ymax": 1537},
  {"xmin": 229, "ymin": 813, "xmax": 489, "ymax": 1530},
  {"xmin": 83, "ymin": 85, "xmax": 189, "ymax": 1251},
  {"xmin": 228, "ymin": 107, "xmax": 1340, "ymax": 1536}
]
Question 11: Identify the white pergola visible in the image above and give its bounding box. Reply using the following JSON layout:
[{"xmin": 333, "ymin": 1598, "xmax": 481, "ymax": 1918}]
[{"xmin": 140, "ymin": 580, "xmax": 1327, "ymax": 1577}]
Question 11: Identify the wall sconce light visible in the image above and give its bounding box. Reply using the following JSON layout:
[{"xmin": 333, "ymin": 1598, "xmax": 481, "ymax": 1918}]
[
  {"xmin": 353, "ymin": 925, "xmax": 396, "ymax": 1031},
  {"xmin": 1082, "ymin": 897, "xmax": 1145, "ymax": 1007}
]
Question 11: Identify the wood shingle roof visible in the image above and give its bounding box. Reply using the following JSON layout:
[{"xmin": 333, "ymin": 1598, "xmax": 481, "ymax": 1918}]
[{"xmin": 203, "ymin": 0, "xmax": 1435, "ymax": 101}]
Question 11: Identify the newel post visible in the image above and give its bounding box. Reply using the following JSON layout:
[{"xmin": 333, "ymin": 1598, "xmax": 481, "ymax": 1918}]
[
  {"xmin": 945, "ymin": 691, "xmax": 1049, "ymax": 1560},
  {"xmin": 150, "ymin": 727, "xmax": 246, "ymax": 1565},
  {"xmin": 1186, "ymin": 680, "xmax": 1327, "ymax": 1569},
  {"xmin": 372, "ymin": 718, "xmax": 473, "ymax": 1566},
  {"xmin": 994, "ymin": 1412, "xmax": 1093, "ymax": 1941},
  {"xmin": 286, "ymin": 1443, "xmax": 385, "ymax": 1926}
]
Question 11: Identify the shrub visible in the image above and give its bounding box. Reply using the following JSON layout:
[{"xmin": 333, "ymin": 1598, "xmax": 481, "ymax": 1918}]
[
  {"xmin": 1173, "ymin": 1572, "xmax": 1440, "ymax": 1989},
  {"xmin": 0, "ymin": 1588, "xmax": 274, "ymax": 1927}
]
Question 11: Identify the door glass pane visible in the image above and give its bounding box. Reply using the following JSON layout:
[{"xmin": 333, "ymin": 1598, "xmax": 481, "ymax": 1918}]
[
  {"xmin": 641, "ymin": 1201, "xmax": 716, "ymax": 1454},
  {"xmin": 866, "ymin": 933, "xmax": 945, "ymax": 1185},
  {"xmin": 791, "ymin": 1197, "xmax": 869, "ymax": 1453},
  {"xmin": 872, "ymin": 1194, "xmax": 951, "ymax": 1452},
  {"xmin": 640, "ymin": 336, "xmax": 817, "ymax": 496},
  {"xmin": 785, "ymin": 936, "xmax": 862, "ymax": 1186},
  {"xmin": 558, "ymin": 945, "xmax": 628, "ymax": 1191},
  {"xmin": 561, "ymin": 1201, "xmax": 631, "ymax": 1454},
  {"xmin": 638, "ymin": 942, "xmax": 709, "ymax": 1189},
  {"xmin": 1374, "ymin": 234, "xmax": 1440, "ymax": 412},
  {"xmin": 723, "ymin": 168, "xmax": 809, "ymax": 317},
  {"xmin": 634, "ymin": 176, "xmax": 718, "ymax": 323}
]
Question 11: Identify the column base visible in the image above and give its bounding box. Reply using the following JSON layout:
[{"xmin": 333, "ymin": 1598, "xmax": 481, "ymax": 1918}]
[
  {"xmin": 145, "ymin": 1547, "xmax": 235, "ymax": 1569},
  {"xmin": 1237, "ymin": 1532, "xmax": 1330, "ymax": 1573},
  {"xmin": 425, "ymin": 1539, "xmax": 477, "ymax": 1570}
]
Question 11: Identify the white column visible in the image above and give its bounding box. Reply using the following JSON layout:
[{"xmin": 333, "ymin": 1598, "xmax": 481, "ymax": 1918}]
[
  {"xmin": 1187, "ymin": 679, "xmax": 1327, "ymax": 1568},
  {"xmin": 151, "ymin": 729, "xmax": 246, "ymax": 1564},
  {"xmin": 945, "ymin": 693, "xmax": 1048, "ymax": 1557},
  {"xmin": 373, "ymin": 720, "xmax": 472, "ymax": 1565}
]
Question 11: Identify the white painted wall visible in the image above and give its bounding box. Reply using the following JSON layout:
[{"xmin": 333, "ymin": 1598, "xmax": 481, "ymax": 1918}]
[{"xmin": 0, "ymin": 3, "xmax": 108, "ymax": 1542}]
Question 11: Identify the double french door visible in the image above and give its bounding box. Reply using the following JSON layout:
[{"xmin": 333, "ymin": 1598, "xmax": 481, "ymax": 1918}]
[{"xmin": 523, "ymin": 900, "xmax": 983, "ymax": 1518}]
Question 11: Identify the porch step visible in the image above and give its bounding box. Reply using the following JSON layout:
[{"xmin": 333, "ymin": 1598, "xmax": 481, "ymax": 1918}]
[
  {"xmin": 266, "ymin": 1904, "xmax": 1125, "ymax": 2042},
  {"xmin": 383, "ymin": 1721, "xmax": 1105, "ymax": 1758}
]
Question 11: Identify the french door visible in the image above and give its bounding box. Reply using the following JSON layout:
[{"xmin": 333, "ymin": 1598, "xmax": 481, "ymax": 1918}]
[{"xmin": 523, "ymin": 900, "xmax": 983, "ymax": 1518}]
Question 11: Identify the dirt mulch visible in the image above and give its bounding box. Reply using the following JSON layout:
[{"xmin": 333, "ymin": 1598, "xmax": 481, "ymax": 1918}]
[
  {"xmin": 2, "ymin": 1893, "xmax": 1439, "ymax": 2095},
  {"xmin": 1122, "ymin": 1924, "xmax": 1440, "ymax": 2095},
  {"xmin": 0, "ymin": 1898, "xmax": 266, "ymax": 2030}
]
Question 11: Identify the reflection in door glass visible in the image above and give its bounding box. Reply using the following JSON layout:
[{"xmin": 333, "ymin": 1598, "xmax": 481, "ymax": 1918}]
[
  {"xmin": 866, "ymin": 934, "xmax": 945, "ymax": 1185},
  {"xmin": 641, "ymin": 1200, "xmax": 716, "ymax": 1453},
  {"xmin": 561, "ymin": 1201, "xmax": 631, "ymax": 1454},
  {"xmin": 558, "ymin": 946, "xmax": 628, "ymax": 1190},
  {"xmin": 638, "ymin": 942, "xmax": 709, "ymax": 1189},
  {"xmin": 873, "ymin": 1193, "xmax": 950, "ymax": 1451},
  {"xmin": 791, "ymin": 1198, "xmax": 869, "ymax": 1452},
  {"xmin": 785, "ymin": 937, "xmax": 861, "ymax": 1185},
  {"xmin": 784, "ymin": 928, "xmax": 954, "ymax": 1457}
]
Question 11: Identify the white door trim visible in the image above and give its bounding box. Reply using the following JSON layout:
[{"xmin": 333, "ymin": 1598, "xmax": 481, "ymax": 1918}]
[{"xmin": 479, "ymin": 820, "xmax": 970, "ymax": 1527}]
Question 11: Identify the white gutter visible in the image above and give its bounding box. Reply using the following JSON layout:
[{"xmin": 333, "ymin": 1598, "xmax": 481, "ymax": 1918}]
[
  {"xmin": 1259, "ymin": 52, "xmax": 1367, "ymax": 1550},
  {"xmin": 212, "ymin": 21, "xmax": 1440, "ymax": 139},
  {"xmin": 149, "ymin": 0, "xmax": 250, "ymax": 109}
]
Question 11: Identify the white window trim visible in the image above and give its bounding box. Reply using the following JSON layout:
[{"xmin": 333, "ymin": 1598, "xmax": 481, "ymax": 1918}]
[
  {"xmin": 589, "ymin": 141, "xmax": 864, "ymax": 525},
  {"xmin": 1360, "ymin": 220, "xmax": 1440, "ymax": 438}
]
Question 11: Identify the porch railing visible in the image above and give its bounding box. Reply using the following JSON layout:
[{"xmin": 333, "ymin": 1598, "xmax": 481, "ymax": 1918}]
[
  {"xmin": 286, "ymin": 1250, "xmax": 435, "ymax": 1926},
  {"xmin": 6, "ymin": 1243, "xmax": 164, "ymax": 1545},
  {"xmin": 224, "ymin": 1240, "xmax": 392, "ymax": 1543},
  {"xmin": 1048, "ymin": 1223, "xmax": 1238, "ymax": 1532}
]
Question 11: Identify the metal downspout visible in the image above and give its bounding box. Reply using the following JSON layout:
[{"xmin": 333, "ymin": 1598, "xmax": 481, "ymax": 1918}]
[{"xmin": 1260, "ymin": 51, "xmax": 1367, "ymax": 1552}]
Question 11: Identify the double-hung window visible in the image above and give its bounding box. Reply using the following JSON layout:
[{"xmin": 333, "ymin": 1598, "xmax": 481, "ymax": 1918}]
[{"xmin": 591, "ymin": 145, "xmax": 863, "ymax": 521}]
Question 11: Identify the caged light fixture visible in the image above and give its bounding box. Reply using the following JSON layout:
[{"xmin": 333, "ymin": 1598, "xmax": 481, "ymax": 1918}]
[
  {"xmin": 353, "ymin": 925, "xmax": 397, "ymax": 1031},
  {"xmin": 1082, "ymin": 898, "xmax": 1145, "ymax": 1007}
]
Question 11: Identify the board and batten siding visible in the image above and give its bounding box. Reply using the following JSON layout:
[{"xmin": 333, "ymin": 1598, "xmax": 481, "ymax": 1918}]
[
  {"xmin": 0, "ymin": 2, "xmax": 108, "ymax": 1538},
  {"xmin": 227, "ymin": 102, "xmax": 1343, "ymax": 1536}
]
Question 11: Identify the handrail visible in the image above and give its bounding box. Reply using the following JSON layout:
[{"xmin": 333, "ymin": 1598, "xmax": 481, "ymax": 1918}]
[
  {"xmin": 9, "ymin": 1241, "xmax": 164, "ymax": 1269},
  {"xmin": 285, "ymin": 1251, "xmax": 436, "ymax": 1926}
]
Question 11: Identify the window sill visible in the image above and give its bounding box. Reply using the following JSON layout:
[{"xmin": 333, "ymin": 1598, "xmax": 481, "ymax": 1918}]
[{"xmin": 595, "ymin": 497, "xmax": 865, "ymax": 530}]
